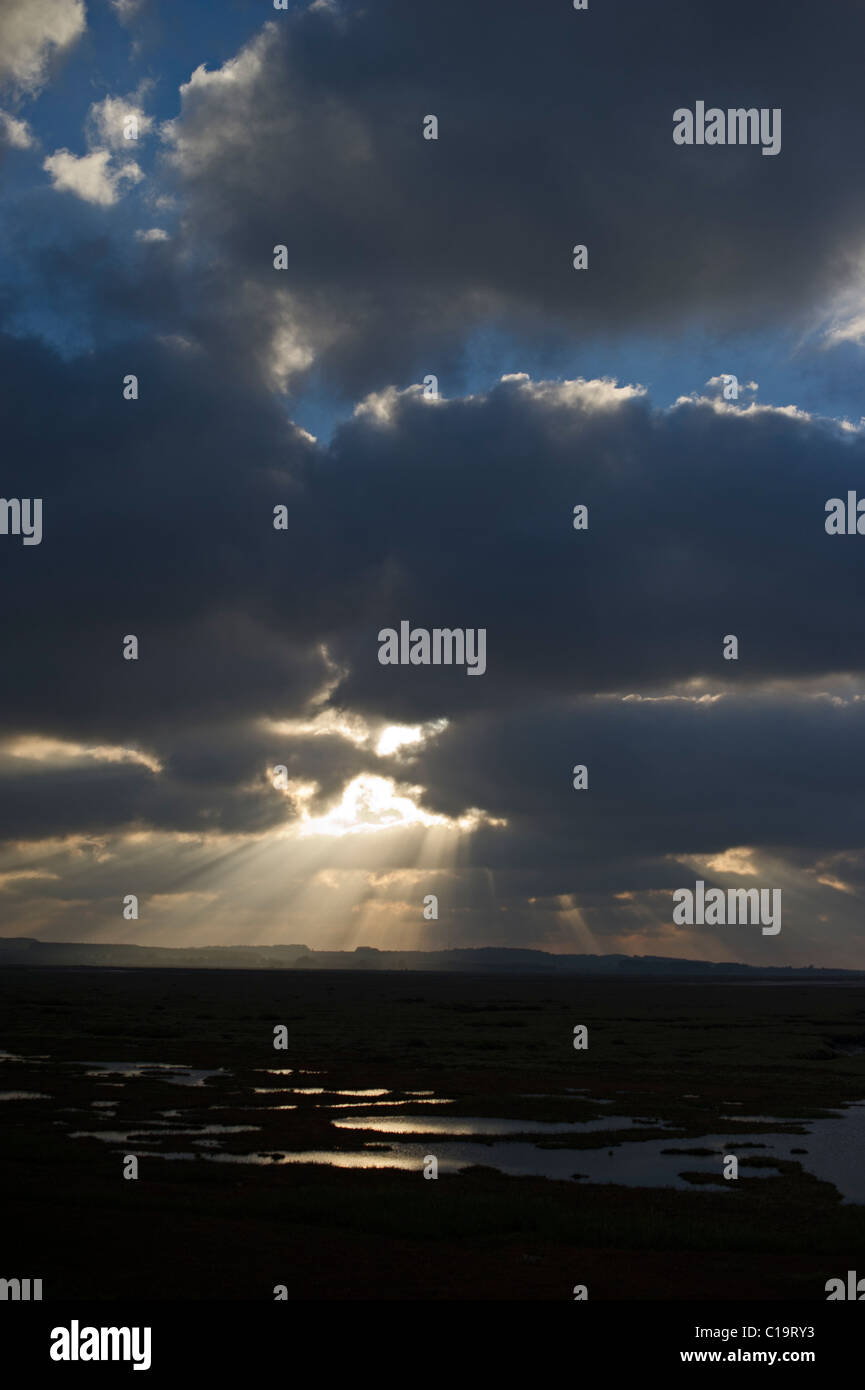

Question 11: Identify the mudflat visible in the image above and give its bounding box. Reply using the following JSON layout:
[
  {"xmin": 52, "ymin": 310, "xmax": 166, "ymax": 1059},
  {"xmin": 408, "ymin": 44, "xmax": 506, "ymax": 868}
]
[{"xmin": 2, "ymin": 966, "xmax": 864, "ymax": 1300}]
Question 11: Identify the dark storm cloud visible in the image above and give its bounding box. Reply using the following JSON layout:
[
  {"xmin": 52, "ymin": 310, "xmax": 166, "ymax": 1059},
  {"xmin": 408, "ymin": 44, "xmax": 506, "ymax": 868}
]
[
  {"xmin": 0, "ymin": 328, "xmax": 326, "ymax": 742},
  {"xmin": 162, "ymin": 0, "xmax": 865, "ymax": 394},
  {"xmin": 3, "ymin": 323, "xmax": 865, "ymax": 851},
  {"xmin": 0, "ymin": 719, "xmax": 379, "ymax": 840},
  {"xmin": 2, "ymin": 3, "xmax": 863, "ymax": 962},
  {"xmin": 414, "ymin": 690, "xmax": 865, "ymax": 871},
  {"xmin": 0, "ymin": 0, "xmax": 86, "ymax": 98},
  {"xmin": 307, "ymin": 379, "xmax": 865, "ymax": 720}
]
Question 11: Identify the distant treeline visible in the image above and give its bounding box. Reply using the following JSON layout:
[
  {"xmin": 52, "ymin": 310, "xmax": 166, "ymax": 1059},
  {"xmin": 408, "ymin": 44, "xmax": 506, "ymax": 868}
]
[{"xmin": 0, "ymin": 938, "xmax": 860, "ymax": 978}]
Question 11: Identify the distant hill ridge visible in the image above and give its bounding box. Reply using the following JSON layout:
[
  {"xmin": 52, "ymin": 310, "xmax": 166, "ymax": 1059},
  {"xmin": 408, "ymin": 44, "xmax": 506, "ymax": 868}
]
[{"xmin": 0, "ymin": 938, "xmax": 860, "ymax": 977}]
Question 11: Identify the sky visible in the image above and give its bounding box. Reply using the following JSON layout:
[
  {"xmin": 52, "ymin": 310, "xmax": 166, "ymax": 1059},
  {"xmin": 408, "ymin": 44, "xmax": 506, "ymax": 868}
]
[{"xmin": 2, "ymin": 0, "xmax": 865, "ymax": 966}]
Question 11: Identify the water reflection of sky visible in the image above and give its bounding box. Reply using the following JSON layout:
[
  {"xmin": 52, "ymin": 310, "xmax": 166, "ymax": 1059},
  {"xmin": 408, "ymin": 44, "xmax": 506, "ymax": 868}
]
[
  {"xmin": 199, "ymin": 1106, "xmax": 865, "ymax": 1200},
  {"xmin": 331, "ymin": 1115, "xmax": 666, "ymax": 1136},
  {"xmin": 4, "ymin": 1052, "xmax": 865, "ymax": 1201}
]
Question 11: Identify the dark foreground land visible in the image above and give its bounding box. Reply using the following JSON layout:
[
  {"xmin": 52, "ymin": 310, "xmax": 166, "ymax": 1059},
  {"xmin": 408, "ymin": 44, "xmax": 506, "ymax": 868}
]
[{"xmin": 2, "ymin": 967, "xmax": 865, "ymax": 1300}]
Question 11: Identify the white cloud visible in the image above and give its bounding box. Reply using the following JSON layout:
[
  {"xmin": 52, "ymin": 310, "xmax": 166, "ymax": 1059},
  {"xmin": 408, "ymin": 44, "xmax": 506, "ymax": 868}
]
[
  {"xmin": 110, "ymin": 0, "xmax": 145, "ymax": 19},
  {"xmin": 161, "ymin": 33, "xmax": 270, "ymax": 172},
  {"xmin": 0, "ymin": 108, "xmax": 35, "ymax": 149},
  {"xmin": 268, "ymin": 318, "xmax": 316, "ymax": 388},
  {"xmin": 1, "ymin": 733, "xmax": 161, "ymax": 773},
  {"xmin": 816, "ymin": 261, "xmax": 865, "ymax": 348},
  {"xmin": 354, "ymin": 374, "xmax": 646, "ymax": 428},
  {"xmin": 674, "ymin": 391, "xmax": 812, "ymax": 423},
  {"xmin": 0, "ymin": 0, "xmax": 86, "ymax": 96},
  {"xmin": 816, "ymin": 874, "xmax": 860, "ymax": 897},
  {"xmin": 511, "ymin": 375, "xmax": 647, "ymax": 412},
  {"xmin": 42, "ymin": 148, "xmax": 143, "ymax": 206},
  {"xmin": 42, "ymin": 89, "xmax": 153, "ymax": 211},
  {"xmin": 135, "ymin": 227, "xmax": 168, "ymax": 242},
  {"xmin": 353, "ymin": 385, "xmax": 403, "ymax": 425},
  {"xmin": 704, "ymin": 375, "xmax": 758, "ymax": 396},
  {"xmin": 0, "ymin": 869, "xmax": 59, "ymax": 890},
  {"xmin": 87, "ymin": 93, "xmax": 153, "ymax": 149},
  {"xmin": 297, "ymin": 774, "xmax": 501, "ymax": 838},
  {"xmin": 823, "ymin": 310, "xmax": 865, "ymax": 348},
  {"xmin": 701, "ymin": 847, "xmax": 759, "ymax": 876}
]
